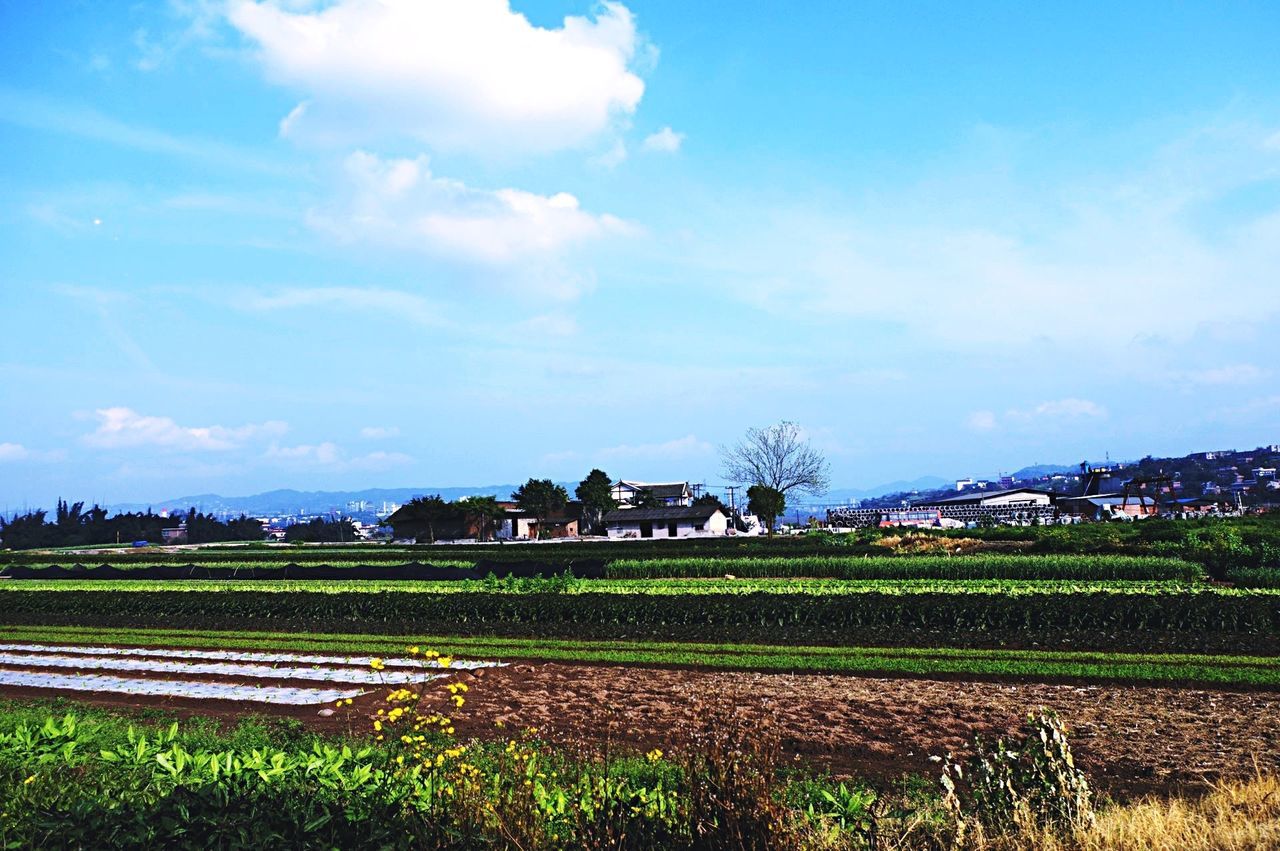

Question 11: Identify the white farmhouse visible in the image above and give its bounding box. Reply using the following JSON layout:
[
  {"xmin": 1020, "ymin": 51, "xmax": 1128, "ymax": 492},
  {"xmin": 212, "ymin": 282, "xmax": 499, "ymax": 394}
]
[{"xmin": 604, "ymin": 505, "xmax": 727, "ymax": 539}]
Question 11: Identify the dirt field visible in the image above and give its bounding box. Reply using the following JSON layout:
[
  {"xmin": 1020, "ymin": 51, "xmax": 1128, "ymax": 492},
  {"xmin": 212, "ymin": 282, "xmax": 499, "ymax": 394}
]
[{"xmin": 6, "ymin": 662, "xmax": 1279, "ymax": 799}]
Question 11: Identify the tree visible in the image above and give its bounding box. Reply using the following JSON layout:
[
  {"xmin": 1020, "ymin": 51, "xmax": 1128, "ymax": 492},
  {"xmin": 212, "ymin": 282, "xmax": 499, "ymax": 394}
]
[
  {"xmin": 692, "ymin": 493, "xmax": 727, "ymax": 513},
  {"xmin": 395, "ymin": 495, "xmax": 456, "ymax": 543},
  {"xmin": 514, "ymin": 479, "xmax": 569, "ymax": 539},
  {"xmin": 720, "ymin": 421, "xmax": 830, "ymax": 498},
  {"xmin": 747, "ymin": 485, "xmax": 786, "ymax": 538},
  {"xmin": 574, "ymin": 469, "xmax": 616, "ymax": 535},
  {"xmin": 632, "ymin": 488, "xmax": 661, "ymax": 509},
  {"xmin": 459, "ymin": 495, "xmax": 506, "ymax": 542}
]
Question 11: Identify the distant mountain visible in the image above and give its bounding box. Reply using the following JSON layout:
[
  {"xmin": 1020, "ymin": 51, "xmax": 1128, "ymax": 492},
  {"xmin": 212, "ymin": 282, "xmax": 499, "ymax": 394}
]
[
  {"xmin": 820, "ymin": 476, "xmax": 951, "ymax": 503},
  {"xmin": 1009, "ymin": 463, "xmax": 1079, "ymax": 479},
  {"xmin": 108, "ymin": 485, "xmax": 543, "ymax": 516},
  {"xmin": 108, "ymin": 477, "xmax": 956, "ymax": 515}
]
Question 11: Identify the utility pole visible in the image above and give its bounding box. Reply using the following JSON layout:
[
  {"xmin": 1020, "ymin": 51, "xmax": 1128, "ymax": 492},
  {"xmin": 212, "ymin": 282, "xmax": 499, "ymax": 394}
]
[{"xmin": 726, "ymin": 486, "xmax": 738, "ymax": 517}]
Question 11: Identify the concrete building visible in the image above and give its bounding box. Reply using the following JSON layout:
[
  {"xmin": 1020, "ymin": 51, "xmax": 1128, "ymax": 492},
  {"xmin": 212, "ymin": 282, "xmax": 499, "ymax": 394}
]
[
  {"xmin": 1058, "ymin": 495, "xmax": 1157, "ymax": 520},
  {"xmin": 604, "ymin": 505, "xmax": 727, "ymax": 539}
]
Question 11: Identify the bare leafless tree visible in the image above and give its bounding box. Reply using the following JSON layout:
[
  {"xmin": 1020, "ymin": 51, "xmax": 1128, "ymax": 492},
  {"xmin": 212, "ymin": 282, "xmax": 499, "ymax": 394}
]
[{"xmin": 719, "ymin": 421, "xmax": 830, "ymax": 497}]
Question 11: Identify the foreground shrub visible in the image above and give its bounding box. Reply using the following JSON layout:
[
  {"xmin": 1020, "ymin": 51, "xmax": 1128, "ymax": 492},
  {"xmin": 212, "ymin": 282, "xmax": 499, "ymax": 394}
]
[{"xmin": 939, "ymin": 711, "xmax": 1094, "ymax": 845}]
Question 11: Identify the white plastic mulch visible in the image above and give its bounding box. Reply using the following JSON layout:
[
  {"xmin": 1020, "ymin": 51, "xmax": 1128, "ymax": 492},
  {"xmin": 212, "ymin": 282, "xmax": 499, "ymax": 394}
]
[
  {"xmin": 0, "ymin": 643, "xmax": 484, "ymax": 670},
  {"xmin": 0, "ymin": 669, "xmax": 362, "ymax": 705},
  {"xmin": 0, "ymin": 643, "xmax": 502, "ymax": 706},
  {"xmin": 0, "ymin": 652, "xmax": 448, "ymax": 685}
]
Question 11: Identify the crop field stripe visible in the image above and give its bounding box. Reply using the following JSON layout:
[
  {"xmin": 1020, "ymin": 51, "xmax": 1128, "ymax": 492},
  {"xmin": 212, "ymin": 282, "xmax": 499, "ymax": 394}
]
[
  {"xmin": 7, "ymin": 624, "xmax": 1279, "ymax": 669},
  {"xmin": 0, "ymin": 579, "xmax": 1243, "ymax": 594},
  {"xmin": 4, "ymin": 627, "xmax": 1278, "ymax": 687}
]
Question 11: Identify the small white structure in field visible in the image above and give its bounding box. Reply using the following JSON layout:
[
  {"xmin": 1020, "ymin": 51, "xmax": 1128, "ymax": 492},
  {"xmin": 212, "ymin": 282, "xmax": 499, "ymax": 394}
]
[{"xmin": 603, "ymin": 505, "xmax": 728, "ymax": 539}]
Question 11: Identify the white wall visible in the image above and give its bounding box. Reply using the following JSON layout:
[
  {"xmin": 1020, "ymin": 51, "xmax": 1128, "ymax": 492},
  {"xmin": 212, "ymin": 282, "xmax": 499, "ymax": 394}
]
[{"xmin": 606, "ymin": 511, "xmax": 727, "ymax": 539}]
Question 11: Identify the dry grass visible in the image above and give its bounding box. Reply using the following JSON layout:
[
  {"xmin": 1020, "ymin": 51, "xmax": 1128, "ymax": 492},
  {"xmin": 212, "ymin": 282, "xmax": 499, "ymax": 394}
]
[
  {"xmin": 872, "ymin": 534, "xmax": 987, "ymax": 555},
  {"xmin": 956, "ymin": 772, "xmax": 1280, "ymax": 851}
]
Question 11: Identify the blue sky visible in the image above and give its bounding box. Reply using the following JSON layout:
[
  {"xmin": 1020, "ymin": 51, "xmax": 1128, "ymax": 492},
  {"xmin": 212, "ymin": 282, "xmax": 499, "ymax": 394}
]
[{"xmin": 2, "ymin": 0, "xmax": 1279, "ymax": 509}]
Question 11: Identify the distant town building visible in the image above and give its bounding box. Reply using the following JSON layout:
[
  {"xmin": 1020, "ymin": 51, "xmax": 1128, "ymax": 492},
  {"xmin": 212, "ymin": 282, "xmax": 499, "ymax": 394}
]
[{"xmin": 1058, "ymin": 495, "xmax": 1157, "ymax": 520}]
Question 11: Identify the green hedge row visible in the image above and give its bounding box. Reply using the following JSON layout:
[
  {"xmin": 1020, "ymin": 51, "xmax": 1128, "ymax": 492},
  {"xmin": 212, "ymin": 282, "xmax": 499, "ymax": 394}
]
[
  {"xmin": 2, "ymin": 588, "xmax": 1274, "ymax": 637},
  {"xmin": 605, "ymin": 555, "xmax": 1204, "ymax": 582}
]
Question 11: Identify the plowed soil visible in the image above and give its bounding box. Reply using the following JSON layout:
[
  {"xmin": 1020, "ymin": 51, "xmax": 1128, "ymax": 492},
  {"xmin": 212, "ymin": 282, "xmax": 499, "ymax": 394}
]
[{"xmin": 6, "ymin": 662, "xmax": 1279, "ymax": 799}]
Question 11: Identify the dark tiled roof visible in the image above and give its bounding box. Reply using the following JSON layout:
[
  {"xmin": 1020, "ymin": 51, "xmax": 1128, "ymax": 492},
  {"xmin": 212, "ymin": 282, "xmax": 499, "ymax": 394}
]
[
  {"xmin": 604, "ymin": 505, "xmax": 721, "ymax": 523},
  {"xmin": 616, "ymin": 481, "xmax": 688, "ymax": 500}
]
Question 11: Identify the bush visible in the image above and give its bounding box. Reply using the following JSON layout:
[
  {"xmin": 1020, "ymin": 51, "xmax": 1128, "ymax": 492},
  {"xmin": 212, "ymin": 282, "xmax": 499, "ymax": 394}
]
[{"xmin": 939, "ymin": 710, "xmax": 1094, "ymax": 842}]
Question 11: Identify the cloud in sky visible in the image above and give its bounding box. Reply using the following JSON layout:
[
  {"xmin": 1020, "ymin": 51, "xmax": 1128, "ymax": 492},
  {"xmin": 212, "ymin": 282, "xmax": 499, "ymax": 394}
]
[
  {"xmin": 0, "ymin": 443, "xmax": 32, "ymax": 462},
  {"xmin": 241, "ymin": 286, "xmax": 447, "ymax": 329},
  {"xmin": 309, "ymin": 151, "xmax": 633, "ymax": 267},
  {"xmin": 83, "ymin": 407, "xmax": 288, "ymax": 451},
  {"xmin": 968, "ymin": 399, "xmax": 1107, "ymax": 432},
  {"xmin": 642, "ymin": 126, "xmax": 683, "ymax": 153},
  {"xmin": 1176, "ymin": 364, "xmax": 1268, "ymax": 387},
  {"xmin": 360, "ymin": 426, "xmax": 400, "ymax": 440},
  {"xmin": 544, "ymin": 434, "xmax": 713, "ymax": 469},
  {"xmin": 228, "ymin": 0, "xmax": 647, "ymax": 154},
  {"xmin": 717, "ymin": 119, "xmax": 1280, "ymax": 348},
  {"xmin": 265, "ymin": 442, "xmax": 412, "ymax": 472},
  {"xmin": 0, "ymin": 87, "xmax": 293, "ymax": 176}
]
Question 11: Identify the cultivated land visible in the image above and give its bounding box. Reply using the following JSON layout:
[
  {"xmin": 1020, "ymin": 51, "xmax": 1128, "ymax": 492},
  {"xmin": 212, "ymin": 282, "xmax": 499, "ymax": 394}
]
[{"xmin": 2, "ymin": 519, "xmax": 1279, "ymax": 847}]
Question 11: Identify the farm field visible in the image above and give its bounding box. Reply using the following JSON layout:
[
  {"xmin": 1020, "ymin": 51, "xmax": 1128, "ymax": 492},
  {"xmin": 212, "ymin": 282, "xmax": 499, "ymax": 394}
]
[{"xmin": 2, "ymin": 532, "xmax": 1279, "ymax": 847}]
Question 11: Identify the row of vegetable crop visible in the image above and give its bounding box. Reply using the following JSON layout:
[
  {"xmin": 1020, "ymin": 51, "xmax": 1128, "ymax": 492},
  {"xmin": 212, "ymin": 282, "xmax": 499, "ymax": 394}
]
[
  {"xmin": 7, "ymin": 625, "xmax": 1278, "ymax": 686},
  {"xmin": 2, "ymin": 554, "xmax": 1205, "ymax": 582},
  {"xmin": 0, "ymin": 578, "xmax": 1209, "ymax": 595},
  {"xmin": 0, "ymin": 538, "xmax": 848, "ymax": 564},
  {"xmin": 2, "ymin": 587, "xmax": 1276, "ymax": 636},
  {"xmin": 604, "ymin": 555, "xmax": 1204, "ymax": 581}
]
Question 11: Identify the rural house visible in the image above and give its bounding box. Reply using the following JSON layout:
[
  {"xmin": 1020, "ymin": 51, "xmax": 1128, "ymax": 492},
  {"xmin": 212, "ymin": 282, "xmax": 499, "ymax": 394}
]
[
  {"xmin": 610, "ymin": 480, "xmax": 692, "ymax": 507},
  {"xmin": 603, "ymin": 504, "xmax": 727, "ymax": 539}
]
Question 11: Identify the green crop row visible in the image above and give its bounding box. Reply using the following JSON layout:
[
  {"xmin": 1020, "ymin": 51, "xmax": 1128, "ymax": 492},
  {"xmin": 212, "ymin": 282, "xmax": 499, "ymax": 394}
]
[
  {"xmin": 1, "ymin": 587, "xmax": 1276, "ymax": 639},
  {"xmin": 1226, "ymin": 567, "xmax": 1280, "ymax": 589},
  {"xmin": 6, "ymin": 625, "xmax": 1278, "ymax": 687},
  {"xmin": 0, "ymin": 578, "xmax": 1213, "ymax": 594},
  {"xmin": 605, "ymin": 555, "xmax": 1204, "ymax": 581}
]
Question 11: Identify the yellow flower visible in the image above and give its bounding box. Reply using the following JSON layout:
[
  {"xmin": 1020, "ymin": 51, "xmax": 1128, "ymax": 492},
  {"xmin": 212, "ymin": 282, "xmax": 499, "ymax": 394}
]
[
  {"xmin": 437, "ymin": 656, "xmax": 453, "ymax": 668},
  {"xmin": 23, "ymin": 775, "xmax": 36, "ymax": 785},
  {"xmin": 407, "ymin": 645, "xmax": 420, "ymax": 655},
  {"xmin": 369, "ymin": 658, "xmax": 386, "ymax": 671},
  {"xmin": 646, "ymin": 748, "xmax": 664, "ymax": 763}
]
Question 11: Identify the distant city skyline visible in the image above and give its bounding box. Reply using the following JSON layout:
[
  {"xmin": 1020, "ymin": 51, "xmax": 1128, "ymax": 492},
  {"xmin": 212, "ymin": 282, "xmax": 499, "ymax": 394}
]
[{"xmin": 2, "ymin": 1, "xmax": 1278, "ymax": 508}]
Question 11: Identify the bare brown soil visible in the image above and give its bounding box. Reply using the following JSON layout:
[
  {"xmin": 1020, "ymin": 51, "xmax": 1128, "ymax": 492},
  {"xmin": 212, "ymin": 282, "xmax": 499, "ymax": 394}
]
[{"xmin": 5, "ymin": 662, "xmax": 1279, "ymax": 799}]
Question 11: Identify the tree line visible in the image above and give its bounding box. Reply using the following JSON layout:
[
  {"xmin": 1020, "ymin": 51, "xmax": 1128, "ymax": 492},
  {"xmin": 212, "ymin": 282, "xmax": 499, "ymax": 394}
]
[{"xmin": 0, "ymin": 500, "xmax": 264, "ymax": 551}]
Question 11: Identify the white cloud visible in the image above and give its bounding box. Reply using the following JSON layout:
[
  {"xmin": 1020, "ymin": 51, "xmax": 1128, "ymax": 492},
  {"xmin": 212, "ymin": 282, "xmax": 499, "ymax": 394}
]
[
  {"xmin": 598, "ymin": 434, "xmax": 713, "ymax": 462},
  {"xmin": 83, "ymin": 407, "xmax": 288, "ymax": 451},
  {"xmin": 545, "ymin": 434, "xmax": 712, "ymax": 468},
  {"xmin": 242, "ymin": 286, "xmax": 447, "ymax": 329},
  {"xmin": 309, "ymin": 151, "xmax": 632, "ymax": 267},
  {"xmin": 590, "ymin": 139, "xmax": 628, "ymax": 169},
  {"xmin": 360, "ymin": 426, "xmax": 400, "ymax": 439},
  {"xmin": 715, "ymin": 118, "xmax": 1280, "ymax": 347},
  {"xmin": 518, "ymin": 313, "xmax": 580, "ymax": 338},
  {"xmin": 1007, "ymin": 398, "xmax": 1108, "ymax": 422},
  {"xmin": 265, "ymin": 442, "xmax": 411, "ymax": 471},
  {"xmin": 642, "ymin": 126, "xmax": 683, "ymax": 153},
  {"xmin": 965, "ymin": 411, "xmax": 997, "ymax": 432},
  {"xmin": 969, "ymin": 399, "xmax": 1107, "ymax": 432},
  {"xmin": 228, "ymin": 0, "xmax": 647, "ymax": 155},
  {"xmin": 266, "ymin": 441, "xmax": 342, "ymax": 465},
  {"xmin": 1177, "ymin": 364, "xmax": 1267, "ymax": 386},
  {"xmin": 0, "ymin": 443, "xmax": 30, "ymax": 462}
]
